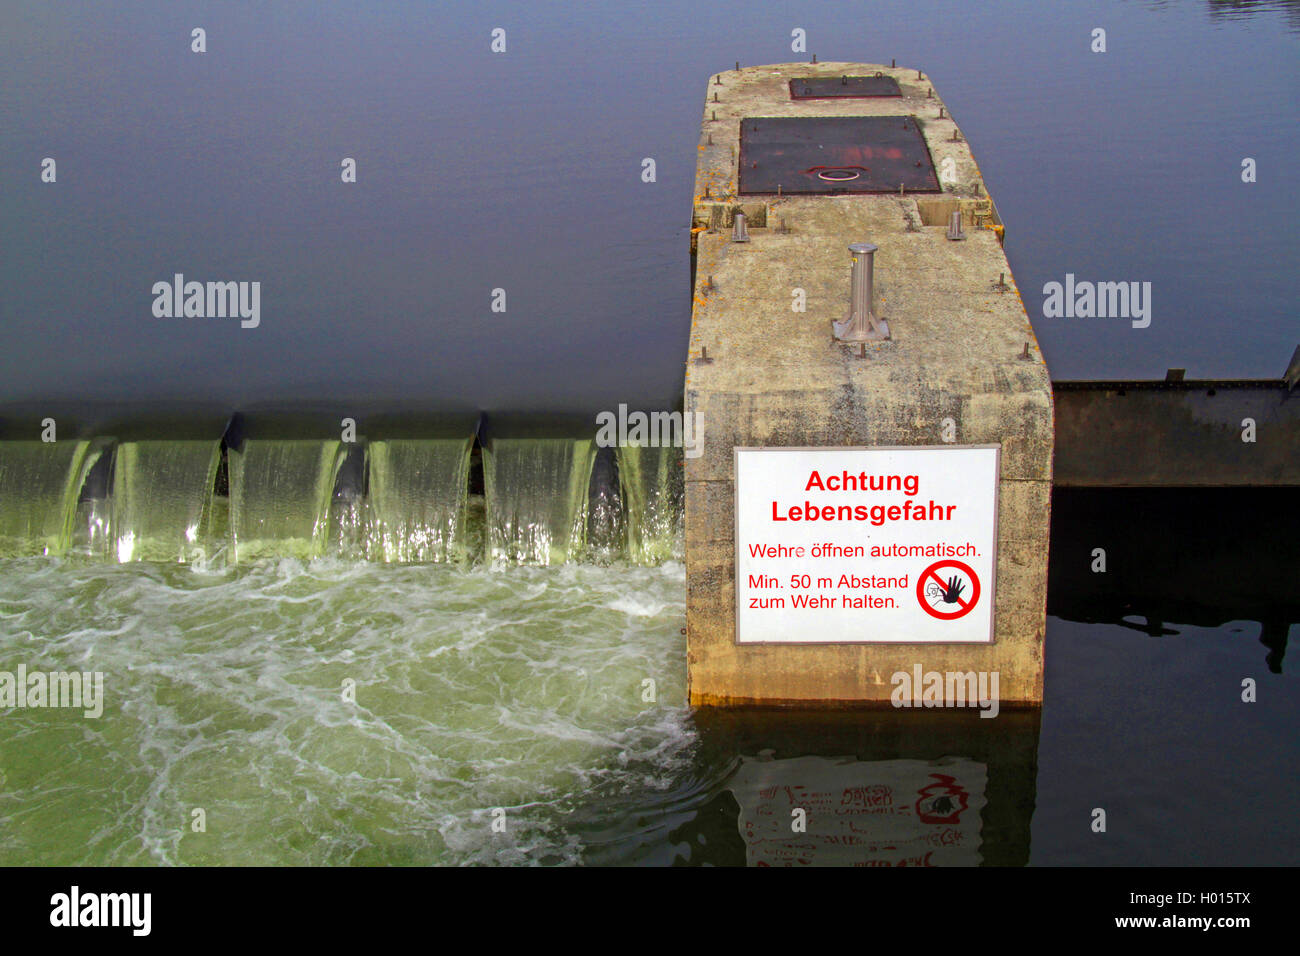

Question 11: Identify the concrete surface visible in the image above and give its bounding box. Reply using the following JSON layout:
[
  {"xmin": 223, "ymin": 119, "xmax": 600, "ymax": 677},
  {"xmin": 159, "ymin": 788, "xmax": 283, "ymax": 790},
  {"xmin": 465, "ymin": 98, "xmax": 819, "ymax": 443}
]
[{"xmin": 684, "ymin": 62, "xmax": 1053, "ymax": 707}]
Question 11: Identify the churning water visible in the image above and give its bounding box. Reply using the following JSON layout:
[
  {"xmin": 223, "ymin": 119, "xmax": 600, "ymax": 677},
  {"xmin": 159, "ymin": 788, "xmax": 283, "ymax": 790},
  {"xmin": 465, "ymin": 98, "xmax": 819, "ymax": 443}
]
[
  {"xmin": 0, "ymin": 557, "xmax": 695, "ymax": 866},
  {"xmin": 0, "ymin": 434, "xmax": 708, "ymax": 866}
]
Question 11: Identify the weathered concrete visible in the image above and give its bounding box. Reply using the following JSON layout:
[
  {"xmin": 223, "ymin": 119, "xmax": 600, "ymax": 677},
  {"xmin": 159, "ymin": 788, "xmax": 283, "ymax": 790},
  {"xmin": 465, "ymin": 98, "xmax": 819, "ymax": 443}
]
[{"xmin": 684, "ymin": 63, "xmax": 1053, "ymax": 707}]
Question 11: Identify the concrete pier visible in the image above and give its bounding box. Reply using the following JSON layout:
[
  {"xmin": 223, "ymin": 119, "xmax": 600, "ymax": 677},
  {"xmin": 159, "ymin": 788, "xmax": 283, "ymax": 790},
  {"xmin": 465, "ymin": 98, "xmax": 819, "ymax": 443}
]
[{"xmin": 684, "ymin": 63, "xmax": 1053, "ymax": 707}]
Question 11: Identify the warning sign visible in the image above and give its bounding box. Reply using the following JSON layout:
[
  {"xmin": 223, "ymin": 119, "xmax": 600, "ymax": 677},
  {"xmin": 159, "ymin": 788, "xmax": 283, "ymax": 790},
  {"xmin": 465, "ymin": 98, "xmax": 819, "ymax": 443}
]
[
  {"xmin": 917, "ymin": 559, "xmax": 980, "ymax": 621},
  {"xmin": 734, "ymin": 445, "xmax": 998, "ymax": 644}
]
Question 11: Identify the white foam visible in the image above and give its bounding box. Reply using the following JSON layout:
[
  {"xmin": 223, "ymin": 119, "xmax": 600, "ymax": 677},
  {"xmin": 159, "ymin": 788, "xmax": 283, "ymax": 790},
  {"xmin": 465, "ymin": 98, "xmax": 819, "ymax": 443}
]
[{"xmin": 0, "ymin": 555, "xmax": 694, "ymax": 865}]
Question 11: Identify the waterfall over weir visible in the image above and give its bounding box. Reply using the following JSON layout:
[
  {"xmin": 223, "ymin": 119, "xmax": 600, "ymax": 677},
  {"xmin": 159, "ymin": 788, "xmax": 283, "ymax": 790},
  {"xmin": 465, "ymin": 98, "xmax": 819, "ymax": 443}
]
[
  {"xmin": 485, "ymin": 438, "xmax": 595, "ymax": 565},
  {"xmin": 619, "ymin": 445, "xmax": 684, "ymax": 565},
  {"xmin": 112, "ymin": 441, "xmax": 221, "ymax": 562},
  {"xmin": 0, "ymin": 433, "xmax": 682, "ymax": 566},
  {"xmin": 366, "ymin": 439, "xmax": 473, "ymax": 563},
  {"xmin": 0, "ymin": 440, "xmax": 102, "ymax": 556},
  {"xmin": 230, "ymin": 440, "xmax": 345, "ymax": 562}
]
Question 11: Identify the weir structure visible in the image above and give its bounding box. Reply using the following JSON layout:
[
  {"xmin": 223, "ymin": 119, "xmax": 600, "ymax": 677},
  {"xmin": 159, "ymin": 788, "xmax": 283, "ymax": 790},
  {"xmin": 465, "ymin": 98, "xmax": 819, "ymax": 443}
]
[
  {"xmin": 0, "ymin": 407, "xmax": 682, "ymax": 567},
  {"xmin": 685, "ymin": 63, "xmax": 1053, "ymax": 707}
]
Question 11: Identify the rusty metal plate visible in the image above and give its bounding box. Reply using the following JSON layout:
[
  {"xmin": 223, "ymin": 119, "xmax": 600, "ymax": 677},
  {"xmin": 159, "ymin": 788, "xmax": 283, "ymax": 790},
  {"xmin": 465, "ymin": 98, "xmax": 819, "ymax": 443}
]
[
  {"xmin": 789, "ymin": 75, "xmax": 902, "ymax": 99},
  {"xmin": 737, "ymin": 116, "xmax": 941, "ymax": 195}
]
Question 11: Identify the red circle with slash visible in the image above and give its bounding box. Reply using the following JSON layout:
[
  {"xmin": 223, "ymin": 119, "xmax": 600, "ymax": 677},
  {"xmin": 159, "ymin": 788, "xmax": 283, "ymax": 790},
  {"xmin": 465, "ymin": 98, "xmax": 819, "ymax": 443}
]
[{"xmin": 917, "ymin": 559, "xmax": 980, "ymax": 620}]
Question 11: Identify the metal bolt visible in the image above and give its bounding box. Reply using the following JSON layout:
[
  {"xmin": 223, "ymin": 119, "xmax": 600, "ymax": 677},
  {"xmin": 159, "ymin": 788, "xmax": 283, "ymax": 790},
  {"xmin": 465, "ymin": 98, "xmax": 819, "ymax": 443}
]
[
  {"xmin": 833, "ymin": 242, "xmax": 890, "ymax": 343},
  {"xmin": 777, "ymin": 183, "xmax": 782, "ymax": 197},
  {"xmin": 1020, "ymin": 342, "xmax": 1032, "ymax": 361},
  {"xmin": 891, "ymin": 58, "xmax": 896, "ymax": 68},
  {"xmin": 899, "ymin": 183, "xmax": 905, "ymax": 195},
  {"xmin": 939, "ymin": 106, "xmax": 945, "ymax": 118},
  {"xmin": 996, "ymin": 272, "xmax": 1009, "ymax": 292},
  {"xmin": 917, "ymin": 69, "xmax": 923, "ymax": 79},
  {"xmin": 927, "ymin": 88, "xmax": 933, "ymax": 98},
  {"xmin": 952, "ymin": 129, "xmax": 961, "ymax": 142},
  {"xmin": 735, "ymin": 61, "xmax": 740, "ymax": 71},
  {"xmin": 731, "ymin": 210, "xmax": 750, "ymax": 243},
  {"xmin": 714, "ymin": 92, "xmax": 719, "ymax": 102},
  {"xmin": 707, "ymin": 133, "xmax": 713, "ymax": 145},
  {"xmin": 812, "ymin": 53, "xmax": 817, "ymax": 63},
  {"xmin": 973, "ymin": 182, "xmax": 981, "ymax": 196},
  {"xmin": 946, "ymin": 210, "xmax": 965, "ymax": 241},
  {"xmin": 695, "ymin": 346, "xmax": 714, "ymax": 365},
  {"xmin": 712, "ymin": 110, "xmax": 716, "ymax": 121},
  {"xmin": 715, "ymin": 74, "xmax": 721, "ymax": 85}
]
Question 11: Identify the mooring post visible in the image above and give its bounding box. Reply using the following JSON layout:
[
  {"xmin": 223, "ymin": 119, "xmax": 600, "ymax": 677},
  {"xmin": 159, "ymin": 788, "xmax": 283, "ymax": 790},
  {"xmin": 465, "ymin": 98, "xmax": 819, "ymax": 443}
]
[
  {"xmin": 731, "ymin": 210, "xmax": 750, "ymax": 243},
  {"xmin": 947, "ymin": 209, "xmax": 965, "ymax": 240},
  {"xmin": 832, "ymin": 242, "xmax": 889, "ymax": 342}
]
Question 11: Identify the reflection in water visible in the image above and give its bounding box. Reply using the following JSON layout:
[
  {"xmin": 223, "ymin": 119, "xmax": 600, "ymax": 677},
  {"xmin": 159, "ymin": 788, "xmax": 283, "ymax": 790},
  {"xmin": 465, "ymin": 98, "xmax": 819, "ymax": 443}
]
[
  {"xmin": 1204, "ymin": 0, "xmax": 1300, "ymax": 31},
  {"xmin": 727, "ymin": 756, "xmax": 987, "ymax": 867},
  {"xmin": 1049, "ymin": 489, "xmax": 1298, "ymax": 673},
  {"xmin": 1143, "ymin": 0, "xmax": 1300, "ymax": 31},
  {"xmin": 674, "ymin": 710, "xmax": 1041, "ymax": 866}
]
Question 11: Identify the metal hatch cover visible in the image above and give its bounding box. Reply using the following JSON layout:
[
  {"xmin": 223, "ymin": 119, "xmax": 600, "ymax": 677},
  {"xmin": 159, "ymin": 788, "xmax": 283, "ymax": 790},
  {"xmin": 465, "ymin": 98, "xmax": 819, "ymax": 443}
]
[
  {"xmin": 789, "ymin": 75, "xmax": 902, "ymax": 99},
  {"xmin": 737, "ymin": 116, "xmax": 941, "ymax": 195}
]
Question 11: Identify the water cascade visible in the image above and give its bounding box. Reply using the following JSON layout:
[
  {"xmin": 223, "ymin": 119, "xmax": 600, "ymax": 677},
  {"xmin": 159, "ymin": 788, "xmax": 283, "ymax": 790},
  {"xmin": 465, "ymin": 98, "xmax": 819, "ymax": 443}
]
[
  {"xmin": 228, "ymin": 440, "xmax": 345, "ymax": 562},
  {"xmin": 618, "ymin": 445, "xmax": 684, "ymax": 565},
  {"xmin": 0, "ymin": 440, "xmax": 101, "ymax": 556},
  {"xmin": 584, "ymin": 448, "xmax": 626, "ymax": 564},
  {"xmin": 366, "ymin": 438, "xmax": 474, "ymax": 563},
  {"xmin": 111, "ymin": 440, "xmax": 221, "ymax": 562},
  {"xmin": 484, "ymin": 438, "xmax": 595, "ymax": 565},
  {"xmin": 0, "ymin": 433, "xmax": 686, "ymax": 566}
]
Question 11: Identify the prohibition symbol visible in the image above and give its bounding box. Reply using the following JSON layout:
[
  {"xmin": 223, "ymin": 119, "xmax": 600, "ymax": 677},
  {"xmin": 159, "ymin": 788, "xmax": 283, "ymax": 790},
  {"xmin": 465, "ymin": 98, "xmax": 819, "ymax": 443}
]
[{"xmin": 916, "ymin": 559, "xmax": 980, "ymax": 620}]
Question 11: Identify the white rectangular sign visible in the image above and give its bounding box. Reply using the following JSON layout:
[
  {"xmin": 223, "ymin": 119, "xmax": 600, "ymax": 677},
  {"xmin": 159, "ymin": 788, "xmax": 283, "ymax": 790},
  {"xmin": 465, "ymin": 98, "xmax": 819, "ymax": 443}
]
[{"xmin": 734, "ymin": 445, "xmax": 999, "ymax": 644}]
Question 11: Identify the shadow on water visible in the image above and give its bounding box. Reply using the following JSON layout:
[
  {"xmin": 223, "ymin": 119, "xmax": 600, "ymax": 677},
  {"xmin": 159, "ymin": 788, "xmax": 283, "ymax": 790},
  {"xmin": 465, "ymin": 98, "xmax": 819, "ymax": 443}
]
[{"xmin": 1048, "ymin": 488, "xmax": 1299, "ymax": 673}]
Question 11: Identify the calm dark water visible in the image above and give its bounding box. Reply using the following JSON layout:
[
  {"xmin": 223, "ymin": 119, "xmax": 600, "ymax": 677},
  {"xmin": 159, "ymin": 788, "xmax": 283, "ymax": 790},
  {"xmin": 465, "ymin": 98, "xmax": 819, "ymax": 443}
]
[{"xmin": 2, "ymin": 0, "xmax": 1297, "ymax": 414}]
